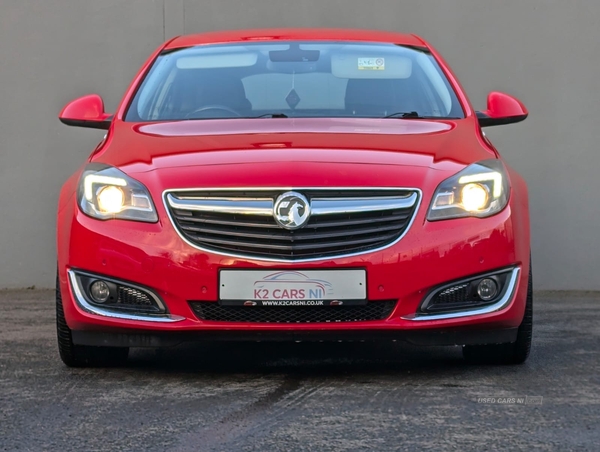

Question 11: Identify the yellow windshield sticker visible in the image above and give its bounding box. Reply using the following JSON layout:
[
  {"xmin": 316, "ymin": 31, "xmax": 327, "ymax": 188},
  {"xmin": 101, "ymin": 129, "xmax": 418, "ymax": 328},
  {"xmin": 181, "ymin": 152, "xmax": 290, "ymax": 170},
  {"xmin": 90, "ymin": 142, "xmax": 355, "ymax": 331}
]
[{"xmin": 358, "ymin": 57, "xmax": 385, "ymax": 70}]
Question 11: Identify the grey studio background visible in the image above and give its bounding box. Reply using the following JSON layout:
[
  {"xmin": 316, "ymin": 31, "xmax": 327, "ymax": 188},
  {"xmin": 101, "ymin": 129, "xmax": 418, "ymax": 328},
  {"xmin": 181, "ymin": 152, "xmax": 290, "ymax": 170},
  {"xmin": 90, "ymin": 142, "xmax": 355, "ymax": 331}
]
[{"xmin": 0, "ymin": 0, "xmax": 595, "ymax": 289}]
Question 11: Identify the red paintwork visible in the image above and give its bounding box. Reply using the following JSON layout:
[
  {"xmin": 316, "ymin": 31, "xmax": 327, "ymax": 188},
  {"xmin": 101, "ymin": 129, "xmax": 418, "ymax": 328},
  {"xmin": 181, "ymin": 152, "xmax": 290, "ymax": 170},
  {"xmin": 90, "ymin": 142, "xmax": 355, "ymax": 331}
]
[
  {"xmin": 93, "ymin": 118, "xmax": 490, "ymax": 170},
  {"xmin": 57, "ymin": 29, "xmax": 530, "ymax": 339},
  {"xmin": 59, "ymin": 94, "xmax": 112, "ymax": 123},
  {"xmin": 166, "ymin": 28, "xmax": 427, "ymax": 50},
  {"xmin": 483, "ymin": 92, "xmax": 529, "ymax": 119}
]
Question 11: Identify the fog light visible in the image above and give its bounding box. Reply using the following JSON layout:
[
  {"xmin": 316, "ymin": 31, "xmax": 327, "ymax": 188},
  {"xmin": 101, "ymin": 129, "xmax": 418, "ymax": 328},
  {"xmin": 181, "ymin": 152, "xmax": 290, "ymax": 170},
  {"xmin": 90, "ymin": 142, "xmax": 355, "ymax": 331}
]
[
  {"xmin": 477, "ymin": 278, "xmax": 498, "ymax": 301},
  {"xmin": 90, "ymin": 280, "xmax": 110, "ymax": 303}
]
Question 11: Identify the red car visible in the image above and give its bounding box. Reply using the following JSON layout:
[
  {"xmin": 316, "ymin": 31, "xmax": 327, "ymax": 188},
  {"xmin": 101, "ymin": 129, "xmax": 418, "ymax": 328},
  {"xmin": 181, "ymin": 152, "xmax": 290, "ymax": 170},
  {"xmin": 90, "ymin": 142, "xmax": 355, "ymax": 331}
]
[{"xmin": 56, "ymin": 29, "xmax": 531, "ymax": 367}]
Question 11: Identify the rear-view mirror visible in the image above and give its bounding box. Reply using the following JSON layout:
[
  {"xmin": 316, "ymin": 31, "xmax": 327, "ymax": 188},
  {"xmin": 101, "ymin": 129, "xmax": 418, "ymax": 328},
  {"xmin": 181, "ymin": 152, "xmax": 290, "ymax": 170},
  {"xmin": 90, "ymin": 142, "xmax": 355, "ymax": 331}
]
[
  {"xmin": 477, "ymin": 92, "xmax": 528, "ymax": 127},
  {"xmin": 59, "ymin": 94, "xmax": 113, "ymax": 130},
  {"xmin": 269, "ymin": 44, "xmax": 320, "ymax": 62}
]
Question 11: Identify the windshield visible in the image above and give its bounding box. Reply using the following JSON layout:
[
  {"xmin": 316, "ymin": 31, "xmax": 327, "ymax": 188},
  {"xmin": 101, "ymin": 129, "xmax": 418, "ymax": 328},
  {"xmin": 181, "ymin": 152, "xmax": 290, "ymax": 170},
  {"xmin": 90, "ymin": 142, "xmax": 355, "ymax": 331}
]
[{"xmin": 125, "ymin": 41, "xmax": 464, "ymax": 121}]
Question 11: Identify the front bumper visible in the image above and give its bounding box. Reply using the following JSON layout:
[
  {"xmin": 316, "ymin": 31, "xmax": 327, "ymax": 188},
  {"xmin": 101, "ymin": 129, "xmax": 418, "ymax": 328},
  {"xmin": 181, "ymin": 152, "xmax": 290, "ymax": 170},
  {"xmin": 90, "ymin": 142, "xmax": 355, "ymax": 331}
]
[
  {"xmin": 57, "ymin": 195, "xmax": 530, "ymax": 346},
  {"xmin": 71, "ymin": 326, "xmax": 519, "ymax": 347}
]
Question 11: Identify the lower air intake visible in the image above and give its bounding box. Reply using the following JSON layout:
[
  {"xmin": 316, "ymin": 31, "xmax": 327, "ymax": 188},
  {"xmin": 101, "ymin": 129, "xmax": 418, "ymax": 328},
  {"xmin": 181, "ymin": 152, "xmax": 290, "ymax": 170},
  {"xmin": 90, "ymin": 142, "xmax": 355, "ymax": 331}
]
[
  {"xmin": 189, "ymin": 301, "xmax": 397, "ymax": 323},
  {"xmin": 75, "ymin": 271, "xmax": 164, "ymax": 314},
  {"xmin": 117, "ymin": 286, "xmax": 154, "ymax": 308},
  {"xmin": 421, "ymin": 269, "xmax": 513, "ymax": 314}
]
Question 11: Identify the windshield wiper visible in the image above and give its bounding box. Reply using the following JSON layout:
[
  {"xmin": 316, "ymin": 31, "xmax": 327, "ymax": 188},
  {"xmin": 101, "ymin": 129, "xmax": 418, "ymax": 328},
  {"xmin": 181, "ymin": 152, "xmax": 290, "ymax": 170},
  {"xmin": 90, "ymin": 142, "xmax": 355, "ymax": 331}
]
[
  {"xmin": 251, "ymin": 113, "xmax": 289, "ymax": 119},
  {"xmin": 384, "ymin": 111, "xmax": 421, "ymax": 118},
  {"xmin": 383, "ymin": 111, "xmax": 460, "ymax": 119}
]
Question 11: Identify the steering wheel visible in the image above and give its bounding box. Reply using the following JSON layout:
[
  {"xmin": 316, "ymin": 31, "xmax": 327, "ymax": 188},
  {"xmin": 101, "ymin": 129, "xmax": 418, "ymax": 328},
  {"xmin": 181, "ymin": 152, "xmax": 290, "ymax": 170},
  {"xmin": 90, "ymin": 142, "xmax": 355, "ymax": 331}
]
[{"xmin": 185, "ymin": 105, "xmax": 241, "ymax": 119}]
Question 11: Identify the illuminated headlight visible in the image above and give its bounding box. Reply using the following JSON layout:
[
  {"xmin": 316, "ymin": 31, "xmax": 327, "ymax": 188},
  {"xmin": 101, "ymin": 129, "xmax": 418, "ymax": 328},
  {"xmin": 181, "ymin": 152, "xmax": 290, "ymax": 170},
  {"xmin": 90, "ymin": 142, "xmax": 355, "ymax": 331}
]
[
  {"xmin": 427, "ymin": 160, "xmax": 509, "ymax": 220},
  {"xmin": 77, "ymin": 164, "xmax": 158, "ymax": 222},
  {"xmin": 97, "ymin": 186, "xmax": 125, "ymax": 214}
]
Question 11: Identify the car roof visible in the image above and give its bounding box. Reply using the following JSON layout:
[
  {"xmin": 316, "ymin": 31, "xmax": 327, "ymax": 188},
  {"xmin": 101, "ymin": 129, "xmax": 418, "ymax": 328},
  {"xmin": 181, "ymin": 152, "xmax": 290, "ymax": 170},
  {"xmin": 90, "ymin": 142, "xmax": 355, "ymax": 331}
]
[{"xmin": 165, "ymin": 29, "xmax": 428, "ymax": 49}]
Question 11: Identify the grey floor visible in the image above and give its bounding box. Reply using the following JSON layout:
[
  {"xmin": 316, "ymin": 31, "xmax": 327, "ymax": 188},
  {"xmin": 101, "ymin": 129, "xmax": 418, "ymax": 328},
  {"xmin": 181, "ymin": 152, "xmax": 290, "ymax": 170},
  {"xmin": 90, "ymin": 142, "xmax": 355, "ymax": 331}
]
[{"xmin": 0, "ymin": 290, "xmax": 598, "ymax": 451}]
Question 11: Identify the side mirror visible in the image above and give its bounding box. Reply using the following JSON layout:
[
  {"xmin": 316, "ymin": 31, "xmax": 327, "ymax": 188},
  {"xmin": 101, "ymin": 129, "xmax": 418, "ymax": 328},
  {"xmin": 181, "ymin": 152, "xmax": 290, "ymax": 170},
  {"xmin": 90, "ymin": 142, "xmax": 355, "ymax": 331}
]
[
  {"xmin": 59, "ymin": 94, "xmax": 113, "ymax": 130},
  {"xmin": 477, "ymin": 92, "xmax": 528, "ymax": 127}
]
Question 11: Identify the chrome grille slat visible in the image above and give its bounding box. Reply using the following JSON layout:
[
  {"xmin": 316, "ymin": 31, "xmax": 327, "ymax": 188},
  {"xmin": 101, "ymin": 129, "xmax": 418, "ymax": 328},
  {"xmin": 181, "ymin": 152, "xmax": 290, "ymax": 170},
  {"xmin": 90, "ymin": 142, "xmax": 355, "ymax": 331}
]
[
  {"xmin": 184, "ymin": 230, "xmax": 400, "ymax": 251},
  {"xmin": 167, "ymin": 196, "xmax": 273, "ymax": 215},
  {"xmin": 308, "ymin": 212, "xmax": 411, "ymax": 229},
  {"xmin": 173, "ymin": 213, "xmax": 282, "ymax": 229},
  {"xmin": 165, "ymin": 188, "xmax": 420, "ymax": 260},
  {"xmin": 311, "ymin": 194, "xmax": 417, "ymax": 215},
  {"xmin": 178, "ymin": 221, "xmax": 407, "ymax": 242},
  {"xmin": 174, "ymin": 211, "xmax": 411, "ymax": 230},
  {"xmin": 166, "ymin": 193, "xmax": 417, "ymax": 216}
]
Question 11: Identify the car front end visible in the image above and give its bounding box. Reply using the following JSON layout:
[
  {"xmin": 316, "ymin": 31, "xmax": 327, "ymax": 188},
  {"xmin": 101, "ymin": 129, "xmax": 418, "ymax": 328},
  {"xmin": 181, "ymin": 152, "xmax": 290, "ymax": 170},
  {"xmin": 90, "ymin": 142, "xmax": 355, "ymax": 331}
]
[{"xmin": 56, "ymin": 29, "xmax": 531, "ymax": 366}]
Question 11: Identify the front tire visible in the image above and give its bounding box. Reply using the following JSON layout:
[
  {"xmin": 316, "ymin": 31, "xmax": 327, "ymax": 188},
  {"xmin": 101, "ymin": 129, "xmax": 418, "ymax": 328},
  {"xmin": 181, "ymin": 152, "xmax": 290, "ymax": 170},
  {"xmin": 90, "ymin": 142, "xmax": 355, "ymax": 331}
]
[
  {"xmin": 462, "ymin": 261, "xmax": 533, "ymax": 365},
  {"xmin": 56, "ymin": 273, "xmax": 129, "ymax": 367}
]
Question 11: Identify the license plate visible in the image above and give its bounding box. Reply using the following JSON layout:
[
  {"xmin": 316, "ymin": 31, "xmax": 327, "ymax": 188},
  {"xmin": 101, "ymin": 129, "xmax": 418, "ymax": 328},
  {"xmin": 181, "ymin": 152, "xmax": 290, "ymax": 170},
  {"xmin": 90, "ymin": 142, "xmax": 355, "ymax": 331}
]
[{"xmin": 219, "ymin": 269, "xmax": 366, "ymax": 306}]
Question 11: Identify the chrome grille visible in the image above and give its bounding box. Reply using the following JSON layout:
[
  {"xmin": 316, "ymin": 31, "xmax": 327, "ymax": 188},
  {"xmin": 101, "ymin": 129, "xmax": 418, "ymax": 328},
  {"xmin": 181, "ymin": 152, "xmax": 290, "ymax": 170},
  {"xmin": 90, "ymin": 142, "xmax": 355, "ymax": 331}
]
[{"xmin": 165, "ymin": 189, "xmax": 419, "ymax": 260}]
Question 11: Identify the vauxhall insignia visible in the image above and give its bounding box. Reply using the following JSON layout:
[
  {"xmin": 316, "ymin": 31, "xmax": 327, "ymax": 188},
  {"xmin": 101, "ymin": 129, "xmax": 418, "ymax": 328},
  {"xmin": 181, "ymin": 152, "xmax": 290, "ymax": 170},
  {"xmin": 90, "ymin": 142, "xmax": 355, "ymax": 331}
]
[{"xmin": 273, "ymin": 191, "xmax": 311, "ymax": 230}]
